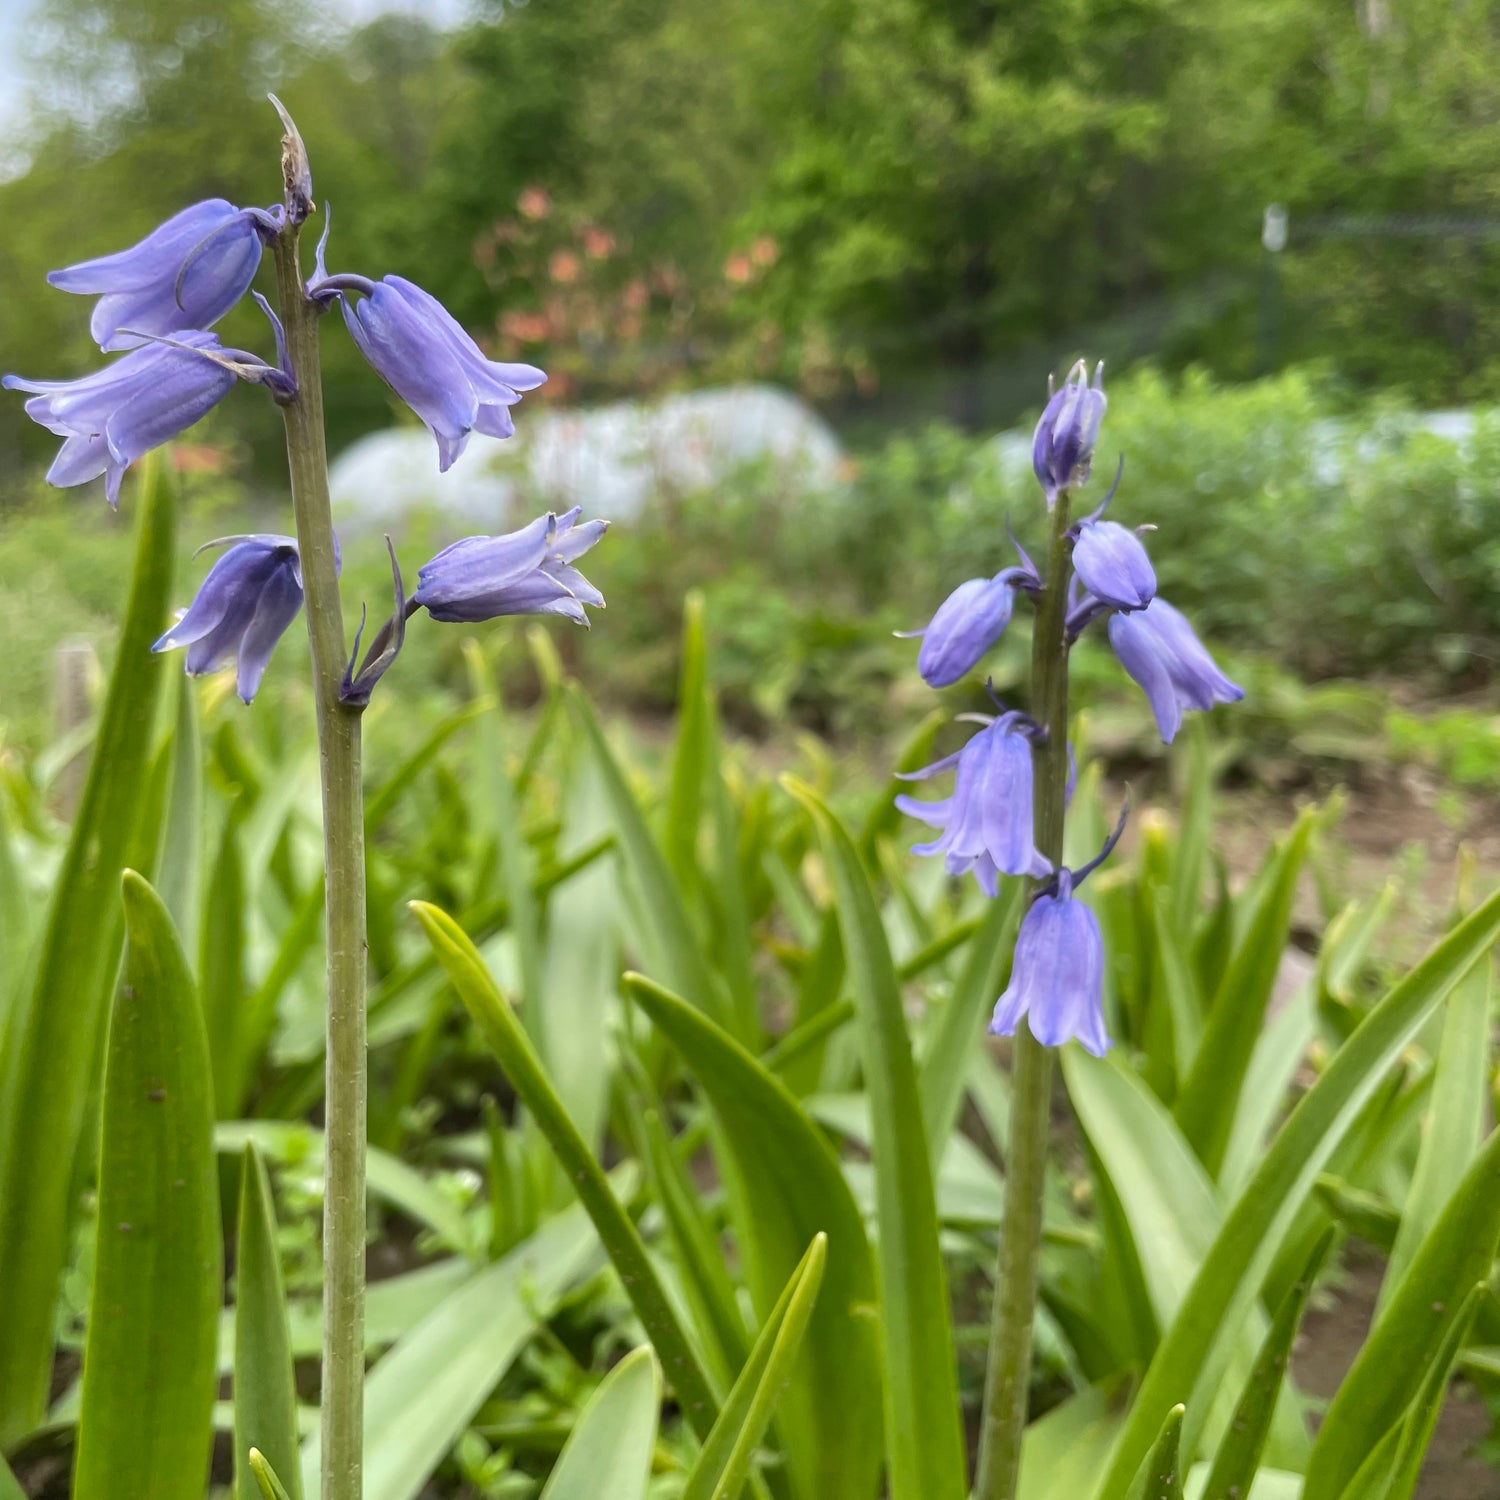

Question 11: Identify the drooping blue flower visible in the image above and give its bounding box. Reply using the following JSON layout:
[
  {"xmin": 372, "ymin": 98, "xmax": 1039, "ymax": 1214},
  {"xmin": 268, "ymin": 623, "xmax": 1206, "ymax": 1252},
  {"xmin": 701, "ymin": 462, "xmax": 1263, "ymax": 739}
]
[
  {"xmin": 906, "ymin": 568, "xmax": 1031, "ymax": 688},
  {"xmin": 1108, "ymin": 597, "xmax": 1243, "ymax": 744},
  {"xmin": 414, "ymin": 507, "xmax": 606, "ymax": 625},
  {"xmin": 5, "ymin": 334, "xmax": 244, "ymax": 508},
  {"xmin": 1073, "ymin": 520, "xmax": 1155, "ymax": 611},
  {"xmin": 47, "ymin": 200, "xmax": 276, "ymax": 352},
  {"xmin": 1033, "ymin": 361, "xmax": 1106, "ymax": 501},
  {"xmin": 989, "ymin": 870, "xmax": 1109, "ymax": 1055},
  {"xmin": 313, "ymin": 272, "xmax": 545, "ymax": 471},
  {"xmin": 153, "ymin": 536, "xmax": 310, "ymax": 703},
  {"xmin": 895, "ymin": 716, "xmax": 1051, "ymax": 894}
]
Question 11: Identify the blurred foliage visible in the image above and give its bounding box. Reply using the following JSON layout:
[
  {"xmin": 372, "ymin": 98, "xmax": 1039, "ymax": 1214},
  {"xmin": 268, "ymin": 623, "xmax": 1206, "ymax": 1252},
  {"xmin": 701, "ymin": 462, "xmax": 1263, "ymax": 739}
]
[
  {"xmin": 10, "ymin": 371, "xmax": 1500, "ymax": 800},
  {"xmin": 5, "ymin": 0, "xmax": 1500, "ymax": 488}
]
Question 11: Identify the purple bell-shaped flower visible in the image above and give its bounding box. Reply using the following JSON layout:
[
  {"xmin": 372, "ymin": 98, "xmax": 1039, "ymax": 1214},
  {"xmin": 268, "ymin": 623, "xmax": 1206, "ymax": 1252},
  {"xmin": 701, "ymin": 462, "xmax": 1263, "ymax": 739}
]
[
  {"xmin": 896, "ymin": 716, "xmax": 1051, "ymax": 894},
  {"xmin": 153, "ymin": 536, "xmax": 310, "ymax": 704},
  {"xmin": 989, "ymin": 869, "xmax": 1109, "ymax": 1055},
  {"xmin": 414, "ymin": 507, "xmax": 606, "ymax": 625},
  {"xmin": 1033, "ymin": 361, "xmax": 1106, "ymax": 502},
  {"xmin": 48, "ymin": 199, "xmax": 275, "ymax": 352},
  {"xmin": 1073, "ymin": 520, "xmax": 1155, "ymax": 611},
  {"xmin": 1108, "ymin": 597, "xmax": 1243, "ymax": 744}
]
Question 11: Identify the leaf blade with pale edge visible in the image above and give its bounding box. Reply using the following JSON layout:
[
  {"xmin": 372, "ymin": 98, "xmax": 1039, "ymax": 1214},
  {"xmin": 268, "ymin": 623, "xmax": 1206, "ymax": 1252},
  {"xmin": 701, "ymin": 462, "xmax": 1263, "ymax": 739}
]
[
  {"xmin": 680, "ymin": 1235, "xmax": 827, "ymax": 1500},
  {"xmin": 409, "ymin": 901, "xmax": 720, "ymax": 1439},
  {"xmin": 1173, "ymin": 811, "xmax": 1314, "ymax": 1177},
  {"xmin": 1197, "ymin": 1230, "xmax": 1333, "ymax": 1500},
  {"xmin": 1090, "ymin": 880, "xmax": 1500, "ymax": 1500},
  {"xmin": 1302, "ymin": 1126, "xmax": 1500, "ymax": 1498},
  {"xmin": 1142, "ymin": 1405, "xmax": 1185, "ymax": 1500},
  {"xmin": 538, "ymin": 1347, "xmax": 661, "ymax": 1500},
  {"xmin": 235, "ymin": 1143, "xmax": 302, "ymax": 1500},
  {"xmin": 1379, "ymin": 958, "xmax": 1490, "ymax": 1312},
  {"xmin": 781, "ymin": 775, "xmax": 967, "ymax": 1500},
  {"xmin": 568, "ymin": 685, "xmax": 732, "ymax": 1030},
  {"xmin": 74, "ymin": 871, "xmax": 220, "ymax": 1500},
  {"xmin": 301, "ymin": 1194, "xmax": 611, "ymax": 1500},
  {"xmin": 1063, "ymin": 1049, "xmax": 1309, "ymax": 1471},
  {"xmin": 0, "ymin": 453, "xmax": 177, "ymax": 1445},
  {"xmin": 623, "ymin": 972, "xmax": 881, "ymax": 1500},
  {"xmin": 917, "ymin": 884, "xmax": 1022, "ymax": 1174}
]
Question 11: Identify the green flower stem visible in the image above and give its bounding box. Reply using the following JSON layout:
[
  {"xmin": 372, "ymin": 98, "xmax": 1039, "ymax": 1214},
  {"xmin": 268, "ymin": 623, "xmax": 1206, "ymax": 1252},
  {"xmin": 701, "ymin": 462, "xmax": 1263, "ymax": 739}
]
[
  {"xmin": 271, "ymin": 221, "xmax": 368, "ymax": 1500},
  {"xmin": 974, "ymin": 488, "xmax": 1073, "ymax": 1500}
]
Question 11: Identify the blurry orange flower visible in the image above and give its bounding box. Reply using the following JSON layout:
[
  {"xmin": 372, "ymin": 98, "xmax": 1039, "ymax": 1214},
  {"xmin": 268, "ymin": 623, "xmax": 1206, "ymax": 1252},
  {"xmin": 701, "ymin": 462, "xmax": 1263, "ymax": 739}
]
[
  {"xmin": 517, "ymin": 187, "xmax": 551, "ymax": 220},
  {"xmin": 621, "ymin": 279, "xmax": 649, "ymax": 311},
  {"xmin": 582, "ymin": 225, "xmax": 616, "ymax": 259},
  {"xmin": 501, "ymin": 309, "xmax": 552, "ymax": 343},
  {"xmin": 549, "ymin": 249, "xmax": 581, "ymax": 284},
  {"xmin": 172, "ymin": 443, "xmax": 226, "ymax": 475},
  {"xmin": 723, "ymin": 253, "xmax": 753, "ymax": 285},
  {"xmin": 750, "ymin": 235, "xmax": 779, "ymax": 267}
]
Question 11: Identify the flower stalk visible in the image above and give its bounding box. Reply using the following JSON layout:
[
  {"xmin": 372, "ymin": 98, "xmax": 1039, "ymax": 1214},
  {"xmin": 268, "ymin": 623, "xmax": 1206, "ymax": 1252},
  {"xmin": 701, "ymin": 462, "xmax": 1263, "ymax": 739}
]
[
  {"xmin": 270, "ymin": 219, "xmax": 368, "ymax": 1500},
  {"xmin": 974, "ymin": 486, "xmax": 1074, "ymax": 1500}
]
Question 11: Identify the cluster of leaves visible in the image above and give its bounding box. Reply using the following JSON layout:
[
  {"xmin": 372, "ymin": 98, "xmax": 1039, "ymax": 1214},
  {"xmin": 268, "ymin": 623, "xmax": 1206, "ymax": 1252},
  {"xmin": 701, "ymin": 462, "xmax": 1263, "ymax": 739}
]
[{"xmin": 4, "ymin": 460, "xmax": 1500, "ymax": 1500}]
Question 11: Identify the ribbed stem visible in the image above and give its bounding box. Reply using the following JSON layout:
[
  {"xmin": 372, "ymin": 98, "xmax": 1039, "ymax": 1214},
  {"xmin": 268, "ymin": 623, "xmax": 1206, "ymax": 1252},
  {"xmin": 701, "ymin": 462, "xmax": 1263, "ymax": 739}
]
[
  {"xmin": 974, "ymin": 489, "xmax": 1072, "ymax": 1500},
  {"xmin": 271, "ymin": 223, "xmax": 368, "ymax": 1500}
]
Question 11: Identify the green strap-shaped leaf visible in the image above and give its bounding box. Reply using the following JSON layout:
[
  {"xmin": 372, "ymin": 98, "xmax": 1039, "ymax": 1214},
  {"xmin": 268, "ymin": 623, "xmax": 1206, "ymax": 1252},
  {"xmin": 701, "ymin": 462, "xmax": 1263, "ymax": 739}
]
[
  {"xmin": 215, "ymin": 1122, "xmax": 478, "ymax": 1259},
  {"xmin": 201, "ymin": 803, "xmax": 247, "ymax": 1116},
  {"xmin": 1379, "ymin": 957, "xmax": 1491, "ymax": 1311},
  {"xmin": 569, "ymin": 686, "xmax": 733, "ymax": 1031},
  {"xmin": 679, "ymin": 1235, "xmax": 827, "ymax": 1500},
  {"xmin": 666, "ymin": 589, "xmax": 711, "ymax": 888},
  {"xmin": 234, "ymin": 1143, "xmax": 302, "ymax": 1500},
  {"xmin": 1174, "ymin": 809, "xmax": 1314, "ymax": 1177},
  {"xmin": 301, "ymin": 1195, "xmax": 612, "ymax": 1500},
  {"xmin": 538, "ymin": 1347, "xmax": 661, "ymax": 1500},
  {"xmin": 155, "ymin": 671, "xmax": 203, "ymax": 940},
  {"xmin": 74, "ymin": 871, "xmax": 220, "ymax": 1500},
  {"xmin": 249, "ymin": 1450, "xmax": 296, "ymax": 1500},
  {"xmin": 1063, "ymin": 1050, "xmax": 1309, "ymax": 1472},
  {"xmin": 1302, "ymin": 1125, "xmax": 1500, "ymax": 1498},
  {"xmin": 636, "ymin": 1106, "xmax": 750, "ymax": 1389},
  {"xmin": 0, "ymin": 1450, "xmax": 24, "ymax": 1500},
  {"xmin": 0, "ymin": 454, "xmax": 177, "ymax": 1445},
  {"xmin": 1198, "ymin": 1230, "xmax": 1333, "ymax": 1500},
  {"xmin": 623, "ymin": 971, "xmax": 881, "ymax": 1500},
  {"xmin": 410, "ymin": 901, "xmax": 721, "ymax": 1439},
  {"xmin": 1140, "ymin": 1405, "xmax": 1184, "ymax": 1500},
  {"xmin": 1338, "ymin": 1284, "xmax": 1486, "ymax": 1500},
  {"xmin": 916, "ymin": 882, "xmax": 1022, "ymax": 1175},
  {"xmin": 1090, "ymin": 879, "xmax": 1500, "ymax": 1500},
  {"xmin": 781, "ymin": 777, "xmax": 967, "ymax": 1500}
]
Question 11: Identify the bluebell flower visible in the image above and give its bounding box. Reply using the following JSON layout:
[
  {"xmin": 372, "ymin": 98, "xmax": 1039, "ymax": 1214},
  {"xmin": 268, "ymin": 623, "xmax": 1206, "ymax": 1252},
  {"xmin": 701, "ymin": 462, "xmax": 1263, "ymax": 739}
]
[
  {"xmin": 5, "ymin": 334, "xmax": 244, "ymax": 508},
  {"xmin": 313, "ymin": 272, "xmax": 545, "ymax": 470},
  {"xmin": 153, "ymin": 536, "xmax": 311, "ymax": 703},
  {"xmin": 896, "ymin": 716, "xmax": 1051, "ymax": 894},
  {"xmin": 1108, "ymin": 598, "xmax": 1243, "ymax": 744},
  {"xmin": 1033, "ymin": 361, "xmax": 1106, "ymax": 502},
  {"xmin": 414, "ymin": 507, "xmax": 606, "ymax": 625},
  {"xmin": 1073, "ymin": 520, "xmax": 1155, "ymax": 611},
  {"xmin": 47, "ymin": 200, "xmax": 276, "ymax": 352},
  {"xmin": 989, "ymin": 870, "xmax": 1109, "ymax": 1055},
  {"xmin": 905, "ymin": 568, "xmax": 1031, "ymax": 687}
]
